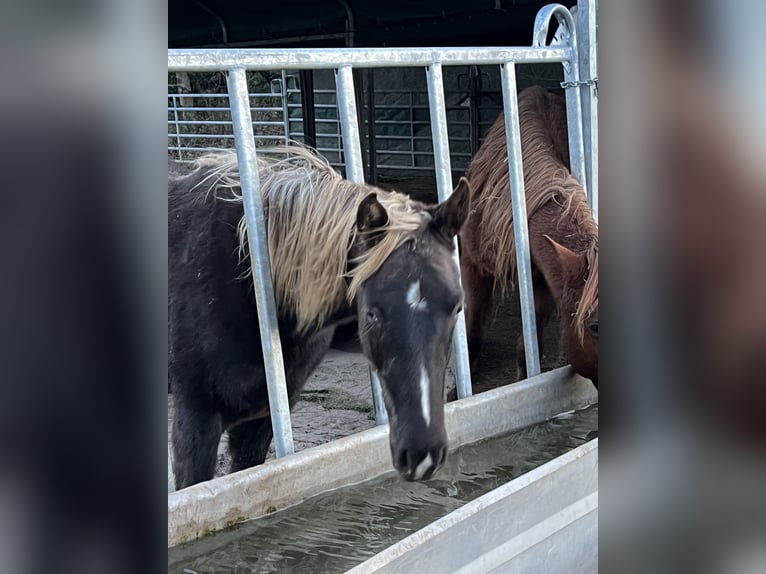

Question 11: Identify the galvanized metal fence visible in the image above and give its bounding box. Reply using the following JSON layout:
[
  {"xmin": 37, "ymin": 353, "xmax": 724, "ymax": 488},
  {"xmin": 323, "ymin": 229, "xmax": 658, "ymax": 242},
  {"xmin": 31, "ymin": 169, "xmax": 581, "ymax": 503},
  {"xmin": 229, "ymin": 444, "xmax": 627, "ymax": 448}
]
[
  {"xmin": 167, "ymin": 0, "xmax": 597, "ymax": 476},
  {"xmin": 167, "ymin": 87, "xmax": 289, "ymax": 161},
  {"xmin": 283, "ymin": 80, "xmax": 503, "ymax": 174},
  {"xmin": 168, "ymin": 71, "xmax": 505, "ymax": 174}
]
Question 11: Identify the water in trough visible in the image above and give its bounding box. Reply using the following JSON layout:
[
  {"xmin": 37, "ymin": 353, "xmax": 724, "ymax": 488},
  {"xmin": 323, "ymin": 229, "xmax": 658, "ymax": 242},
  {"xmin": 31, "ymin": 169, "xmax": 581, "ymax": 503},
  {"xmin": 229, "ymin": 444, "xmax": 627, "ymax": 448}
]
[{"xmin": 168, "ymin": 403, "xmax": 598, "ymax": 573}]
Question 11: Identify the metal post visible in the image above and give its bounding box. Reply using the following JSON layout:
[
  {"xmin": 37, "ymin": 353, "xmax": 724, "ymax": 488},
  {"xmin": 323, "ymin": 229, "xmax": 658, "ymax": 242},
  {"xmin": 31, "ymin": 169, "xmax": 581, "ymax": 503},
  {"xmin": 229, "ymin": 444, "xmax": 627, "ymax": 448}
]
[
  {"xmin": 409, "ymin": 93, "xmax": 416, "ymax": 168},
  {"xmin": 426, "ymin": 62, "xmax": 474, "ymax": 398},
  {"xmin": 370, "ymin": 369, "xmax": 389, "ymax": 425},
  {"xmin": 227, "ymin": 67, "xmax": 295, "ymax": 457},
  {"xmin": 299, "ymin": 69, "xmax": 317, "ymax": 149},
  {"xmin": 365, "ymin": 69, "xmax": 378, "ymax": 184},
  {"xmin": 560, "ymin": 23, "xmax": 588, "ymax": 198},
  {"xmin": 171, "ymin": 95, "xmax": 183, "ymax": 160},
  {"xmin": 532, "ymin": 5, "xmax": 588, "ymax": 199},
  {"xmin": 168, "ymin": 444, "xmax": 175, "ymax": 493},
  {"xmin": 335, "ymin": 66, "xmax": 364, "ymax": 180},
  {"xmin": 469, "ymin": 65, "xmax": 481, "ymax": 156},
  {"xmin": 280, "ymin": 70, "xmax": 290, "ymax": 145},
  {"xmin": 353, "ymin": 68, "xmax": 369, "ymax": 176},
  {"xmin": 335, "ymin": 65, "xmax": 389, "ymax": 425},
  {"xmin": 577, "ymin": 0, "xmax": 598, "ymax": 222},
  {"xmin": 500, "ymin": 62, "xmax": 541, "ymax": 378}
]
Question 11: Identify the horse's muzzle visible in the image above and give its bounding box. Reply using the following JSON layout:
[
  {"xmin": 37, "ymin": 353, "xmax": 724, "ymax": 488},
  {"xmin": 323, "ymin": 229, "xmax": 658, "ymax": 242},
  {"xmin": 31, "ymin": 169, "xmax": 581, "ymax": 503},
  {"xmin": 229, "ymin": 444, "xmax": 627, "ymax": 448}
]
[{"xmin": 393, "ymin": 444, "xmax": 448, "ymax": 481}]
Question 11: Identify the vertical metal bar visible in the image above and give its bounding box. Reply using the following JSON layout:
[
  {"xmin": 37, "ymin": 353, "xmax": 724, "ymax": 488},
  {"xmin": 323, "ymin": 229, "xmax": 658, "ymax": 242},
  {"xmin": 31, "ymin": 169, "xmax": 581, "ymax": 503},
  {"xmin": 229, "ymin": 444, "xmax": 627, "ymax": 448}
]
[
  {"xmin": 168, "ymin": 444, "xmax": 175, "ymax": 493},
  {"xmin": 366, "ymin": 69, "xmax": 378, "ymax": 184},
  {"xmin": 370, "ymin": 369, "xmax": 389, "ymax": 425},
  {"xmin": 469, "ymin": 66, "xmax": 481, "ymax": 156},
  {"xmin": 426, "ymin": 62, "xmax": 474, "ymax": 399},
  {"xmin": 285, "ymin": 73, "xmax": 300, "ymax": 144},
  {"xmin": 353, "ymin": 68, "xmax": 369, "ymax": 176},
  {"xmin": 578, "ymin": 0, "xmax": 598, "ymax": 222},
  {"xmin": 409, "ymin": 92, "xmax": 416, "ymax": 168},
  {"xmin": 299, "ymin": 69, "xmax": 317, "ymax": 149},
  {"xmin": 500, "ymin": 62, "xmax": 541, "ymax": 377},
  {"xmin": 172, "ymin": 95, "xmax": 183, "ymax": 160},
  {"xmin": 335, "ymin": 65, "xmax": 389, "ymax": 425},
  {"xmin": 281, "ymin": 70, "xmax": 290, "ymax": 146},
  {"xmin": 357, "ymin": 225, "xmax": 387, "ymax": 419},
  {"xmin": 336, "ymin": 66, "xmax": 364, "ymax": 180},
  {"xmin": 560, "ymin": 17, "xmax": 589, "ymax": 200},
  {"xmin": 227, "ymin": 67, "xmax": 295, "ymax": 457}
]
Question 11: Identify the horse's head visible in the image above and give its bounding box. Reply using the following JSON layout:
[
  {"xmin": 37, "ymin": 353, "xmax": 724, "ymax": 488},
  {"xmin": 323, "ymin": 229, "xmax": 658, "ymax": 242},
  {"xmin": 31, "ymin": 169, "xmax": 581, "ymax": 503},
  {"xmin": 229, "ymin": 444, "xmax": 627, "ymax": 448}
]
[
  {"xmin": 352, "ymin": 179, "xmax": 470, "ymax": 481},
  {"xmin": 544, "ymin": 236, "xmax": 599, "ymax": 387}
]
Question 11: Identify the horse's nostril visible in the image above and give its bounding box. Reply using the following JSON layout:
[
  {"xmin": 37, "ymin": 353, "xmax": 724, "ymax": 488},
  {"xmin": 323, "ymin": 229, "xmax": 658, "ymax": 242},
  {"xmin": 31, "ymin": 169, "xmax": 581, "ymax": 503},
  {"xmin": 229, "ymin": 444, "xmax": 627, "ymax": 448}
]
[{"xmin": 409, "ymin": 451, "xmax": 440, "ymax": 481}]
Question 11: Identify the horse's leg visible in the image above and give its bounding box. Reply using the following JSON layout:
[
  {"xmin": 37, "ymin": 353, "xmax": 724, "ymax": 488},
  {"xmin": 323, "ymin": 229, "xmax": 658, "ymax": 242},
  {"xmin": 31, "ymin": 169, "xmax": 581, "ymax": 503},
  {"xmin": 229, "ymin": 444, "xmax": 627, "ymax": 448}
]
[
  {"xmin": 461, "ymin": 259, "xmax": 495, "ymax": 362},
  {"xmin": 228, "ymin": 326, "xmax": 336, "ymax": 472},
  {"xmin": 228, "ymin": 417, "xmax": 274, "ymax": 472},
  {"xmin": 515, "ymin": 277, "xmax": 555, "ymax": 381},
  {"xmin": 171, "ymin": 402, "xmax": 223, "ymax": 489}
]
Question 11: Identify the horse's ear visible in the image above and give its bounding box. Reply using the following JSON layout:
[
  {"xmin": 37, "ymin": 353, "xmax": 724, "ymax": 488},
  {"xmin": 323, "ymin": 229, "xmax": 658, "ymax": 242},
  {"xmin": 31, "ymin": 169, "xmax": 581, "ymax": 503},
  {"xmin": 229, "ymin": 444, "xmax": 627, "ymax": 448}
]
[
  {"xmin": 431, "ymin": 177, "xmax": 471, "ymax": 240},
  {"xmin": 357, "ymin": 193, "xmax": 389, "ymax": 232},
  {"xmin": 543, "ymin": 235, "xmax": 586, "ymax": 295}
]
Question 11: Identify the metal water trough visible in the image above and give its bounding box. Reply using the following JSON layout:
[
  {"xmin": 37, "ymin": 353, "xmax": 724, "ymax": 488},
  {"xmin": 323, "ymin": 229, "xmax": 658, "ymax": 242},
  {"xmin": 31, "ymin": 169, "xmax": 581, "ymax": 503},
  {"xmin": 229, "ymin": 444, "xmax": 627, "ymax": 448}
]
[
  {"xmin": 168, "ymin": 366, "xmax": 597, "ymax": 548},
  {"xmin": 349, "ymin": 439, "xmax": 597, "ymax": 573}
]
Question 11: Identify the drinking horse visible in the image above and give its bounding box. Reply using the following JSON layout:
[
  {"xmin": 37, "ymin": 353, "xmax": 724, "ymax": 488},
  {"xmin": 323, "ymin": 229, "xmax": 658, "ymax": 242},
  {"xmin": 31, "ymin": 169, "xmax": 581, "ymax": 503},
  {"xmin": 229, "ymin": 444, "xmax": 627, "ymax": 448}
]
[
  {"xmin": 169, "ymin": 147, "xmax": 470, "ymax": 489},
  {"xmin": 459, "ymin": 86, "xmax": 598, "ymax": 385}
]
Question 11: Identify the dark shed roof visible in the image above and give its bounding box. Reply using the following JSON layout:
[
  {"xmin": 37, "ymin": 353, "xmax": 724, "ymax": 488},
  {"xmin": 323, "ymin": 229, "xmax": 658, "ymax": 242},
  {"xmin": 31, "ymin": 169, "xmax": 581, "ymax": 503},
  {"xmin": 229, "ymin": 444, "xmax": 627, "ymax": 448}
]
[{"xmin": 169, "ymin": 0, "xmax": 555, "ymax": 49}]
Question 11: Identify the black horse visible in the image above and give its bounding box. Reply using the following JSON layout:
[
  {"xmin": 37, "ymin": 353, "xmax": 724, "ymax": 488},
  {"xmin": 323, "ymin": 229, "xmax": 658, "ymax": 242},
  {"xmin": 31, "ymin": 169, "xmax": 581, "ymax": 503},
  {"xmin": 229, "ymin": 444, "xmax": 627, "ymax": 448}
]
[{"xmin": 169, "ymin": 147, "xmax": 470, "ymax": 489}]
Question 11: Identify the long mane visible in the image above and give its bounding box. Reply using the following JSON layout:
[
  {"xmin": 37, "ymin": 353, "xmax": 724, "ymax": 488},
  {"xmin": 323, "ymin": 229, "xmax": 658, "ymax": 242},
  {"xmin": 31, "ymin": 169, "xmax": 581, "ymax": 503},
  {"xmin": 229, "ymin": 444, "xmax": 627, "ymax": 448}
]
[
  {"xmin": 188, "ymin": 146, "xmax": 429, "ymax": 333},
  {"xmin": 467, "ymin": 86, "xmax": 598, "ymax": 341}
]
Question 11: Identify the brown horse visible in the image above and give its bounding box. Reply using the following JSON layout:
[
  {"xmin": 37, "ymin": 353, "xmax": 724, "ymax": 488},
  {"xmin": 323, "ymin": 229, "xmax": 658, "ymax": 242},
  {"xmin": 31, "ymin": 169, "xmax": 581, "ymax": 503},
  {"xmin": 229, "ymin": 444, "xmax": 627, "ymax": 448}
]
[{"xmin": 459, "ymin": 86, "xmax": 598, "ymax": 386}]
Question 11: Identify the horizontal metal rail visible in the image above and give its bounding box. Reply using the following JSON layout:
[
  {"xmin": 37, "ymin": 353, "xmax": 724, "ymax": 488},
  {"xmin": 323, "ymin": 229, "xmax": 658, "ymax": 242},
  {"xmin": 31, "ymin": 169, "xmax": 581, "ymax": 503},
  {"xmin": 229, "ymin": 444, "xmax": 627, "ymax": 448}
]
[
  {"xmin": 169, "ymin": 92, "xmax": 282, "ymax": 98},
  {"xmin": 168, "ymin": 147, "xmax": 282, "ymax": 156},
  {"xmin": 167, "ymin": 133, "xmax": 283, "ymax": 140},
  {"xmin": 168, "ymin": 47, "xmax": 571, "ymax": 72},
  {"xmin": 167, "ymin": 131, "xmax": 287, "ymax": 138},
  {"xmin": 373, "ymin": 135, "xmax": 473, "ymax": 143},
  {"xmin": 167, "ymin": 107, "xmax": 283, "ymax": 114},
  {"xmin": 169, "ymin": 119, "xmax": 244, "ymax": 126},
  {"xmin": 372, "ymin": 119, "xmax": 466, "ymax": 126}
]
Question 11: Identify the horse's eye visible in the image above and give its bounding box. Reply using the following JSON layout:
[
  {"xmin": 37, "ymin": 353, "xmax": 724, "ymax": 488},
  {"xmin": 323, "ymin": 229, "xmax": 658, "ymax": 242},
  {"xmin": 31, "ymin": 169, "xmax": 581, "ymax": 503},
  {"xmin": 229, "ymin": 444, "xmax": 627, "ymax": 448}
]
[
  {"xmin": 366, "ymin": 309, "xmax": 379, "ymax": 323},
  {"xmin": 588, "ymin": 322, "xmax": 599, "ymax": 336},
  {"xmin": 454, "ymin": 303, "xmax": 463, "ymax": 315}
]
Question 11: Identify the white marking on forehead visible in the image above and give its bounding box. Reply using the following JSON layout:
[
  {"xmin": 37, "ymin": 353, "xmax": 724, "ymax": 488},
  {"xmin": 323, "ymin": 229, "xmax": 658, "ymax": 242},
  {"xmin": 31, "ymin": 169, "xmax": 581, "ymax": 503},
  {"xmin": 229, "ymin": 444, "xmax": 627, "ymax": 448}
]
[
  {"xmin": 419, "ymin": 365, "xmax": 431, "ymax": 428},
  {"xmin": 406, "ymin": 280, "xmax": 428, "ymax": 311},
  {"xmin": 412, "ymin": 453, "xmax": 434, "ymax": 480}
]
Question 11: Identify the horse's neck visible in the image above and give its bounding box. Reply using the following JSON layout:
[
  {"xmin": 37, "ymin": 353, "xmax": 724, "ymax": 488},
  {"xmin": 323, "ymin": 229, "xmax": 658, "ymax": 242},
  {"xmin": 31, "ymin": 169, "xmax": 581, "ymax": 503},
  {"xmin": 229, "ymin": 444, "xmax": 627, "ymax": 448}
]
[{"xmin": 532, "ymin": 195, "xmax": 596, "ymax": 255}]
